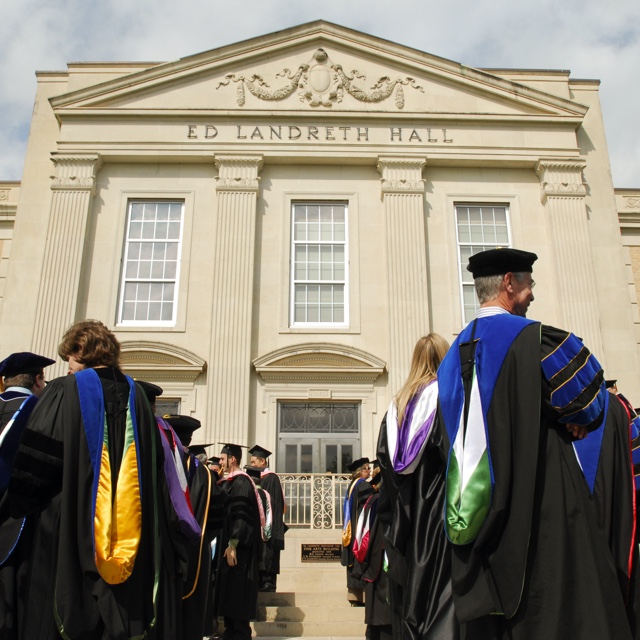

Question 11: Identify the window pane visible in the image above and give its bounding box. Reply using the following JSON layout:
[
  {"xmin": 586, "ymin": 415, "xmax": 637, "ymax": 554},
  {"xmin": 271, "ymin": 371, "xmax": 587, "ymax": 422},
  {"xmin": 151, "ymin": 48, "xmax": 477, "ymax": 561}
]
[
  {"xmin": 285, "ymin": 444, "xmax": 298, "ymax": 474},
  {"xmin": 130, "ymin": 203, "xmax": 144, "ymax": 221},
  {"xmin": 325, "ymin": 445, "xmax": 338, "ymax": 473},
  {"xmin": 129, "ymin": 222, "xmax": 142, "ymax": 239},
  {"xmin": 300, "ymin": 445, "xmax": 313, "ymax": 473}
]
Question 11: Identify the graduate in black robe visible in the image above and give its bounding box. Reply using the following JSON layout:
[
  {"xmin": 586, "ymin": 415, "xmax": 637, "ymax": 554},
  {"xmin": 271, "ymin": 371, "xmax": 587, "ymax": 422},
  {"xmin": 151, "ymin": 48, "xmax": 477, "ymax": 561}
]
[
  {"xmin": 215, "ymin": 443, "xmax": 262, "ymax": 640},
  {"xmin": 341, "ymin": 457, "xmax": 374, "ymax": 606},
  {"xmin": 249, "ymin": 444, "xmax": 287, "ymax": 592},
  {"xmin": 353, "ymin": 468, "xmax": 392, "ymax": 640},
  {"xmin": 0, "ymin": 352, "xmax": 54, "ymax": 640},
  {"xmin": 438, "ymin": 248, "xmax": 640, "ymax": 640},
  {"xmin": 376, "ymin": 333, "xmax": 455, "ymax": 640},
  {"xmin": 7, "ymin": 321, "xmax": 165, "ymax": 640},
  {"xmin": 165, "ymin": 417, "xmax": 224, "ymax": 640}
]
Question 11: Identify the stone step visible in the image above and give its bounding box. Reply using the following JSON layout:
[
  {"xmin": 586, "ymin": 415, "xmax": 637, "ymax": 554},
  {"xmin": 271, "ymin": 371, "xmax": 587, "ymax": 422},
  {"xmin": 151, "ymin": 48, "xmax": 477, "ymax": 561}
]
[
  {"xmin": 258, "ymin": 591, "xmax": 352, "ymax": 608},
  {"xmin": 254, "ymin": 637, "xmax": 364, "ymax": 640},
  {"xmin": 251, "ymin": 620, "xmax": 366, "ymax": 637},
  {"xmin": 259, "ymin": 603, "xmax": 366, "ymax": 623}
]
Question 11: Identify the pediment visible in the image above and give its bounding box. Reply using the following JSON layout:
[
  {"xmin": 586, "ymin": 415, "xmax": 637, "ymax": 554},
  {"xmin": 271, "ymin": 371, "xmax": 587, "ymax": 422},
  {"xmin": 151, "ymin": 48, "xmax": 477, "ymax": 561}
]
[
  {"xmin": 120, "ymin": 340, "xmax": 206, "ymax": 383},
  {"xmin": 50, "ymin": 22, "xmax": 586, "ymax": 121},
  {"xmin": 253, "ymin": 342, "xmax": 386, "ymax": 383}
]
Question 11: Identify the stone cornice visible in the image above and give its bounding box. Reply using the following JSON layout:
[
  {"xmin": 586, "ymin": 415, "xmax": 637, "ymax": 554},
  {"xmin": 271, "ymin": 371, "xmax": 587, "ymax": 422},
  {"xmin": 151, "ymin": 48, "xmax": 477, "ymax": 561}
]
[
  {"xmin": 535, "ymin": 159, "xmax": 586, "ymax": 204},
  {"xmin": 120, "ymin": 340, "xmax": 206, "ymax": 384},
  {"xmin": 50, "ymin": 153, "xmax": 103, "ymax": 194},
  {"xmin": 253, "ymin": 342, "xmax": 385, "ymax": 384}
]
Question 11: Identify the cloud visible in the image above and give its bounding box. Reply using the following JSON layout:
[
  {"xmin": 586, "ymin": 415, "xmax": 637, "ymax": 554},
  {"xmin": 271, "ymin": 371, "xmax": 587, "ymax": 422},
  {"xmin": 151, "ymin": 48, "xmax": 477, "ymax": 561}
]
[{"xmin": 1, "ymin": 0, "xmax": 638, "ymax": 185}]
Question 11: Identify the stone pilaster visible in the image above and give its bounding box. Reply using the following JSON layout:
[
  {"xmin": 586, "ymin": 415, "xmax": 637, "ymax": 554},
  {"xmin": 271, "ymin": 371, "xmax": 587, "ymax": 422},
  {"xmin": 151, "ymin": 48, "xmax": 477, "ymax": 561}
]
[
  {"xmin": 207, "ymin": 155, "xmax": 263, "ymax": 445},
  {"xmin": 32, "ymin": 153, "xmax": 102, "ymax": 376},
  {"xmin": 535, "ymin": 159, "xmax": 605, "ymax": 362},
  {"xmin": 377, "ymin": 156, "xmax": 430, "ymax": 393}
]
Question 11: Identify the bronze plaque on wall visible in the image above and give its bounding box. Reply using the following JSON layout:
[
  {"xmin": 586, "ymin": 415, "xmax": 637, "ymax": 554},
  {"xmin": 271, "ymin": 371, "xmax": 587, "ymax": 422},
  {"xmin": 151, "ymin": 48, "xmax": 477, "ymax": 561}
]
[{"xmin": 301, "ymin": 543, "xmax": 342, "ymax": 563}]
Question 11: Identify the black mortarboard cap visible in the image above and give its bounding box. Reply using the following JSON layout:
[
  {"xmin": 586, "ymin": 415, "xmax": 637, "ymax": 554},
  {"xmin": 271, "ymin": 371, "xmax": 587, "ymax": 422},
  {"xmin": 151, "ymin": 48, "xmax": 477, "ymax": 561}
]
[
  {"xmin": 164, "ymin": 414, "xmax": 201, "ymax": 446},
  {"xmin": 220, "ymin": 443, "xmax": 245, "ymax": 462},
  {"xmin": 136, "ymin": 380, "xmax": 163, "ymax": 403},
  {"xmin": 244, "ymin": 465, "xmax": 263, "ymax": 480},
  {"xmin": 467, "ymin": 248, "xmax": 538, "ymax": 279},
  {"xmin": 605, "ymin": 379, "xmax": 618, "ymax": 389},
  {"xmin": 0, "ymin": 352, "xmax": 55, "ymax": 378},
  {"xmin": 347, "ymin": 456, "xmax": 370, "ymax": 473},
  {"xmin": 248, "ymin": 444, "xmax": 272, "ymax": 459},
  {"xmin": 189, "ymin": 443, "xmax": 214, "ymax": 458},
  {"xmin": 207, "ymin": 456, "xmax": 221, "ymax": 466}
]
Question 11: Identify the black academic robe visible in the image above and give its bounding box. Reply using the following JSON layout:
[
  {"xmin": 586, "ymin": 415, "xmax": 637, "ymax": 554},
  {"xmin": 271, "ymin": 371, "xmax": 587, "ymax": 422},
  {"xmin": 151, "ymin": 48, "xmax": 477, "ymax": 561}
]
[
  {"xmin": 0, "ymin": 390, "xmax": 38, "ymax": 640},
  {"xmin": 260, "ymin": 471, "xmax": 286, "ymax": 577},
  {"xmin": 359, "ymin": 491, "xmax": 393, "ymax": 640},
  {"xmin": 341, "ymin": 477, "xmax": 374, "ymax": 590},
  {"xmin": 215, "ymin": 472, "xmax": 261, "ymax": 621},
  {"xmin": 377, "ymin": 413, "xmax": 457, "ymax": 640},
  {"xmin": 439, "ymin": 320, "xmax": 640, "ymax": 640},
  {"xmin": 8, "ymin": 369, "xmax": 166, "ymax": 640},
  {"xmin": 181, "ymin": 458, "xmax": 222, "ymax": 640}
]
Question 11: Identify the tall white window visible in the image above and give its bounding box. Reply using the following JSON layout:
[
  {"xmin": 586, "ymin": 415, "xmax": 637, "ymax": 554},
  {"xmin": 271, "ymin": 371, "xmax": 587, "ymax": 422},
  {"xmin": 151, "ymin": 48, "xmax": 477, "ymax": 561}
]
[
  {"xmin": 291, "ymin": 202, "xmax": 348, "ymax": 326},
  {"xmin": 117, "ymin": 201, "xmax": 184, "ymax": 326},
  {"xmin": 456, "ymin": 204, "xmax": 511, "ymax": 325}
]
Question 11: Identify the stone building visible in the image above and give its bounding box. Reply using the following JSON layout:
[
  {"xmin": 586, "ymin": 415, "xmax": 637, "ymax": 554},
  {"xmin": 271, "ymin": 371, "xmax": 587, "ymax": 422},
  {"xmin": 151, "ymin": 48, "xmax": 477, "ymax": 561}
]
[{"xmin": 1, "ymin": 21, "xmax": 639, "ymax": 472}]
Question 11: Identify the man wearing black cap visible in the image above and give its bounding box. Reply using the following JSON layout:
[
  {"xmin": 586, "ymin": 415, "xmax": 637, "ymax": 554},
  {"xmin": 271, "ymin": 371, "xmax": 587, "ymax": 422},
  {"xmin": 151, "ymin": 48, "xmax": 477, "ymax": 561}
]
[
  {"xmin": 215, "ymin": 443, "xmax": 262, "ymax": 640},
  {"xmin": 437, "ymin": 247, "xmax": 639, "ymax": 638},
  {"xmin": 164, "ymin": 415, "xmax": 222, "ymax": 640},
  {"xmin": 136, "ymin": 381, "xmax": 209, "ymax": 640},
  {"xmin": 249, "ymin": 444, "xmax": 286, "ymax": 592},
  {"xmin": 0, "ymin": 351, "xmax": 54, "ymax": 639}
]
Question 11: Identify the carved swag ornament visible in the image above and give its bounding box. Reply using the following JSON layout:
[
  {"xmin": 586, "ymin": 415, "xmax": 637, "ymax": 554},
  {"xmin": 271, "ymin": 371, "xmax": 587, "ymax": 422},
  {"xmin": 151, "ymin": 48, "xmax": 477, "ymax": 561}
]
[{"xmin": 217, "ymin": 48, "xmax": 423, "ymax": 109}]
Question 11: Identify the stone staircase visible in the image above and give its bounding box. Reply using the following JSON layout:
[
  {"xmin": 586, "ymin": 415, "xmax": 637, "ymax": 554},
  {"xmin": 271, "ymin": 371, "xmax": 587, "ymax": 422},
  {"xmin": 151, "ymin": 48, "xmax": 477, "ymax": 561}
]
[
  {"xmin": 251, "ymin": 528, "xmax": 367, "ymax": 639},
  {"xmin": 252, "ymin": 591, "xmax": 366, "ymax": 638}
]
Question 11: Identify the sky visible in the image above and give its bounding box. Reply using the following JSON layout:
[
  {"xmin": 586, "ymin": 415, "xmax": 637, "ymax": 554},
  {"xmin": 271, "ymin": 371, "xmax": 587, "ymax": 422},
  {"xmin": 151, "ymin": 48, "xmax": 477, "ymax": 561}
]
[{"xmin": 1, "ymin": 0, "xmax": 639, "ymax": 186}]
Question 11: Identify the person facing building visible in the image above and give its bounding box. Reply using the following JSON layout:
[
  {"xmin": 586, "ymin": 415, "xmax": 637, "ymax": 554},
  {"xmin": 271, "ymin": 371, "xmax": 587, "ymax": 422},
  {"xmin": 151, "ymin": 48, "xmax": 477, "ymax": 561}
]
[
  {"xmin": 437, "ymin": 248, "xmax": 639, "ymax": 639},
  {"xmin": 7, "ymin": 320, "xmax": 164, "ymax": 639},
  {"xmin": 341, "ymin": 456, "xmax": 373, "ymax": 607},
  {"xmin": 215, "ymin": 443, "xmax": 262, "ymax": 640},
  {"xmin": 165, "ymin": 415, "xmax": 222, "ymax": 640},
  {"xmin": 249, "ymin": 444, "xmax": 286, "ymax": 592},
  {"xmin": 0, "ymin": 351, "xmax": 55, "ymax": 640},
  {"xmin": 376, "ymin": 333, "xmax": 455, "ymax": 639}
]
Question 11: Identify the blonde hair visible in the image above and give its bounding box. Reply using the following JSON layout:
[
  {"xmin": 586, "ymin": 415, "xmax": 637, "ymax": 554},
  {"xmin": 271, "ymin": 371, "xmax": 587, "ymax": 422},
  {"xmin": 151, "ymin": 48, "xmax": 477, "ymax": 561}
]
[{"xmin": 394, "ymin": 333, "xmax": 449, "ymax": 426}]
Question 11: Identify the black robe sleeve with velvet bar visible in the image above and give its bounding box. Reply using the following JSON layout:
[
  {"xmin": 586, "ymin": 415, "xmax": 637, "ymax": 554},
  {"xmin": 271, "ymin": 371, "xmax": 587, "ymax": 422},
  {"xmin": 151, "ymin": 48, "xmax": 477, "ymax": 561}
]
[{"xmin": 450, "ymin": 322, "xmax": 639, "ymax": 640}]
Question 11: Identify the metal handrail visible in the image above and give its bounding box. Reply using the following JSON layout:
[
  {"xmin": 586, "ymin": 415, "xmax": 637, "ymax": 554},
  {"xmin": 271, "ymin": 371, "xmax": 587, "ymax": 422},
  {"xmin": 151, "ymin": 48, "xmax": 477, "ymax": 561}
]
[{"xmin": 280, "ymin": 473, "xmax": 351, "ymax": 529}]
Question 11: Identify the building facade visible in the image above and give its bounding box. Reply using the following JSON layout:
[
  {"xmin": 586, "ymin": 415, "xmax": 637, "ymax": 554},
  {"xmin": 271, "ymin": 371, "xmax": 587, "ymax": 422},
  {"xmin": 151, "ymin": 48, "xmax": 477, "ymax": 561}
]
[{"xmin": 1, "ymin": 21, "xmax": 639, "ymax": 472}]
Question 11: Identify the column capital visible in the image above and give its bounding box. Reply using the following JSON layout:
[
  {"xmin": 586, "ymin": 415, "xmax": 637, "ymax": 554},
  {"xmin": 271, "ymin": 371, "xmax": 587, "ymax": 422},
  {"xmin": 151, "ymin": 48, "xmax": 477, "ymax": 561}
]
[
  {"xmin": 377, "ymin": 156, "xmax": 427, "ymax": 195},
  {"xmin": 50, "ymin": 153, "xmax": 103, "ymax": 194},
  {"xmin": 215, "ymin": 155, "xmax": 264, "ymax": 192},
  {"xmin": 535, "ymin": 158, "xmax": 587, "ymax": 204}
]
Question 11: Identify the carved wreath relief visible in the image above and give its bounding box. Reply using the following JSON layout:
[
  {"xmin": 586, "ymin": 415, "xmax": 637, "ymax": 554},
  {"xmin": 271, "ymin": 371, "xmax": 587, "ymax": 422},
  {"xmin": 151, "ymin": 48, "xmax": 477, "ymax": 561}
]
[{"xmin": 217, "ymin": 48, "xmax": 423, "ymax": 109}]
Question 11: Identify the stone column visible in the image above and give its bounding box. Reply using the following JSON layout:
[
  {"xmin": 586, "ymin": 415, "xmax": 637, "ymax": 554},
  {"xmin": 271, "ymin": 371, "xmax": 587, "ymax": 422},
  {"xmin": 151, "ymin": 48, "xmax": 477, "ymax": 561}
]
[
  {"xmin": 377, "ymin": 156, "xmax": 430, "ymax": 394},
  {"xmin": 535, "ymin": 159, "xmax": 605, "ymax": 362},
  {"xmin": 207, "ymin": 155, "xmax": 263, "ymax": 445},
  {"xmin": 31, "ymin": 153, "xmax": 102, "ymax": 377}
]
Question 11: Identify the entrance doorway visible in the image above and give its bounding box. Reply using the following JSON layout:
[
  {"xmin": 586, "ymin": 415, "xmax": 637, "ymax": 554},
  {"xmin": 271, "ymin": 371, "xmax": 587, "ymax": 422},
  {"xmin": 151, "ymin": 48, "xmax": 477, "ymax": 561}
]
[{"xmin": 277, "ymin": 402, "xmax": 360, "ymax": 474}]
